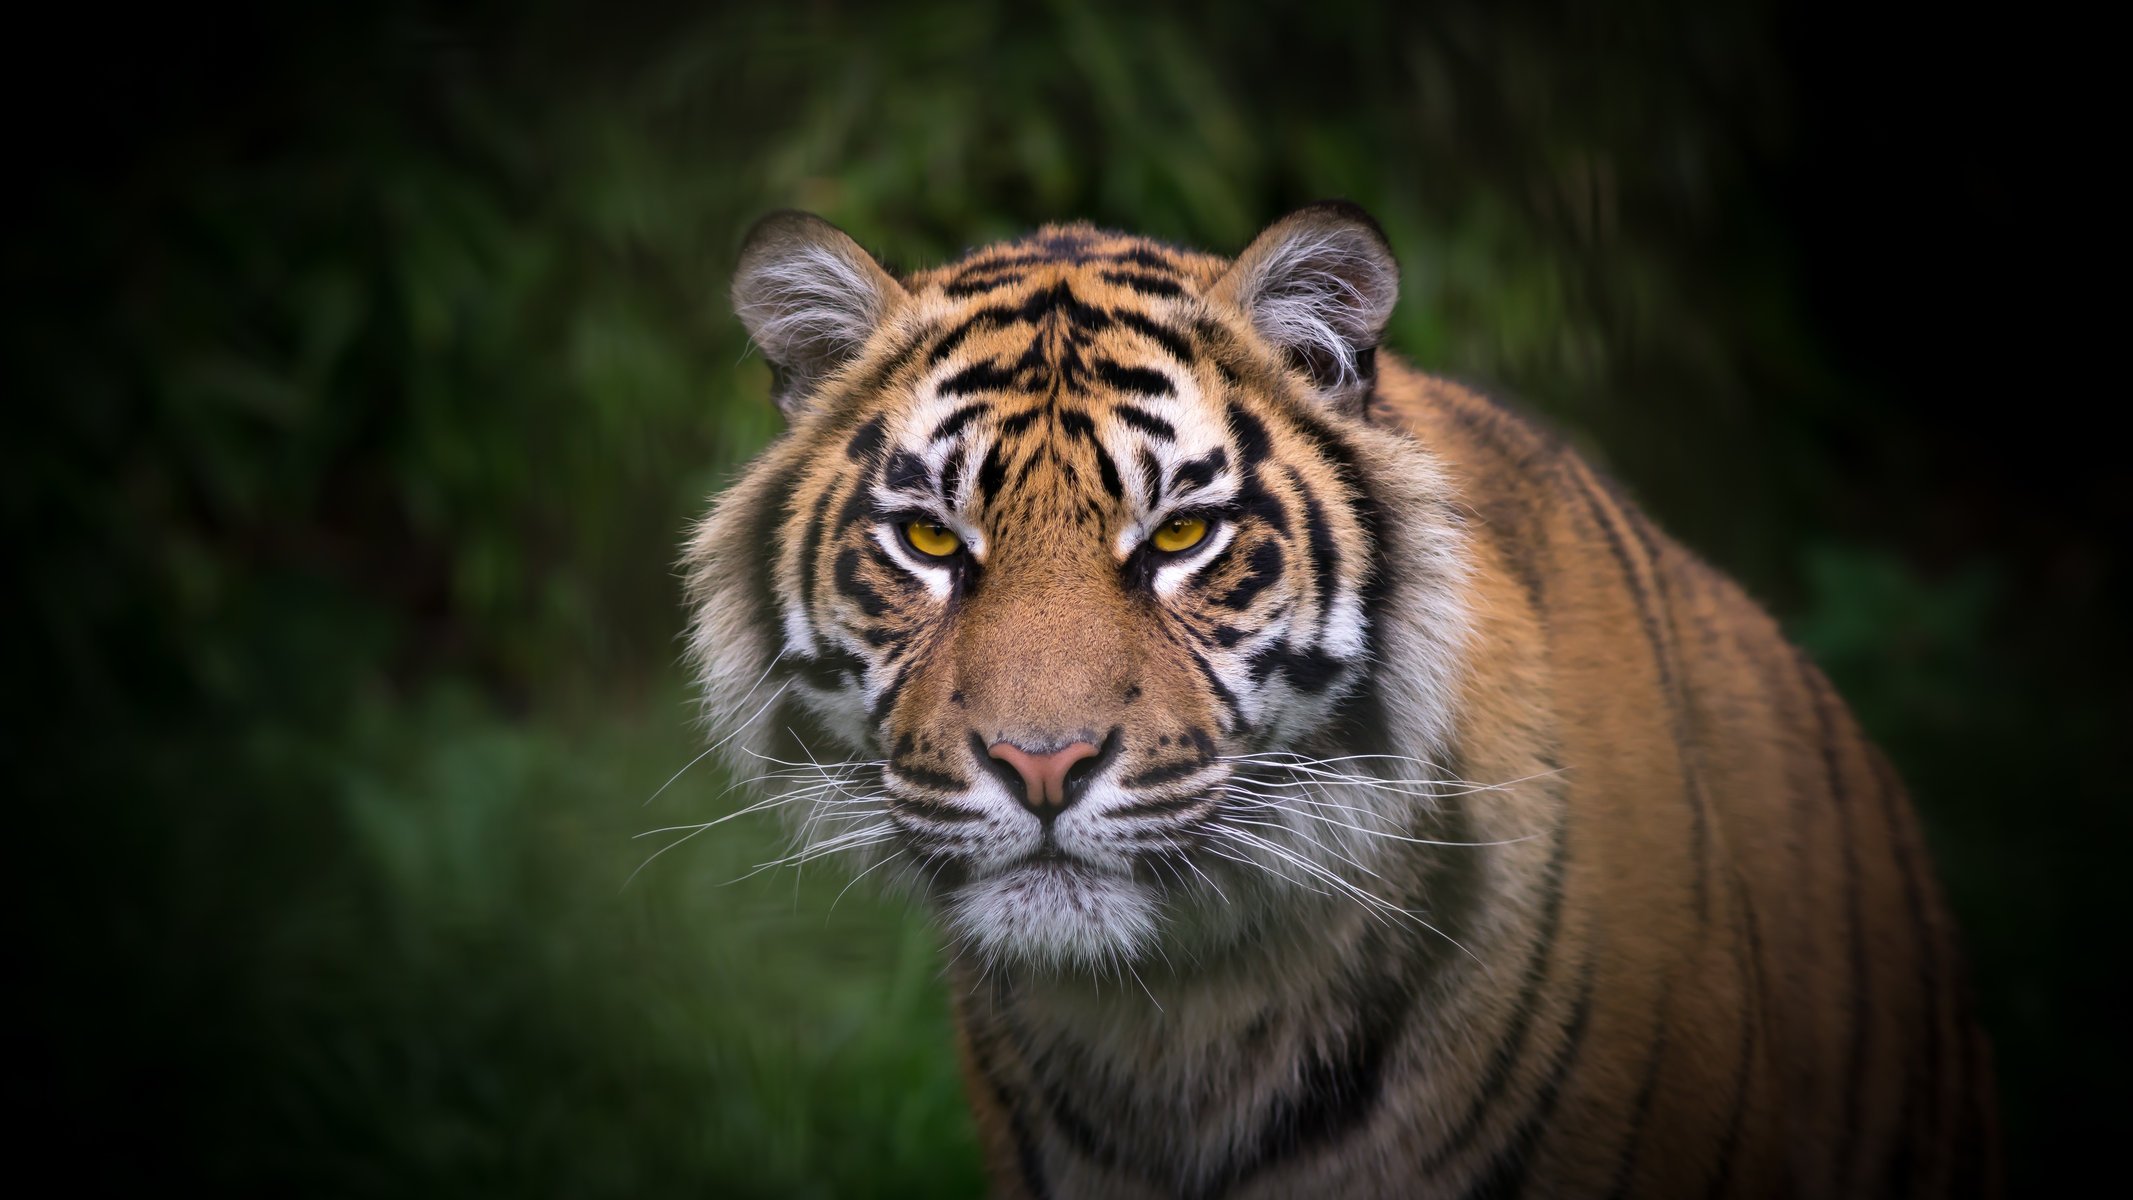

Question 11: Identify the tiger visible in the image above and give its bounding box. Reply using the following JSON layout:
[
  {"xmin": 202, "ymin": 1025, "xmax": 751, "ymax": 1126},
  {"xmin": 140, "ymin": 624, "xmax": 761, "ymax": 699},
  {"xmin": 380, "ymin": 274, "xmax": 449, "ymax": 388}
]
[{"xmin": 681, "ymin": 201, "xmax": 1999, "ymax": 1198}]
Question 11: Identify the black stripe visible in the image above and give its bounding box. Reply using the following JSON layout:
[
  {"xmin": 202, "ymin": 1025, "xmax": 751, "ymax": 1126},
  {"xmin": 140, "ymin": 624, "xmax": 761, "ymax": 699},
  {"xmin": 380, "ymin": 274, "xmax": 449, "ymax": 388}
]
[
  {"xmin": 1102, "ymin": 269, "xmax": 1183, "ymax": 297},
  {"xmin": 1122, "ymin": 758, "xmax": 1212, "ymax": 788},
  {"xmin": 1702, "ymin": 887, "xmax": 1765, "ymax": 1200},
  {"xmin": 929, "ymin": 402, "xmax": 988, "ymax": 442},
  {"xmin": 1185, "ymin": 645, "xmax": 1243, "ymax": 729},
  {"xmin": 789, "ymin": 647, "xmax": 865, "ymax": 690},
  {"xmin": 844, "ymin": 414, "xmax": 887, "ymax": 462},
  {"xmin": 1233, "ymin": 464, "xmax": 1291, "ymax": 537},
  {"xmin": 928, "ymin": 302, "xmax": 1026, "ymax": 365},
  {"xmin": 976, "ymin": 442, "xmax": 1011, "ymax": 506},
  {"xmin": 1137, "ymin": 448, "xmax": 1165, "ymax": 506},
  {"xmin": 940, "ymin": 444, "xmax": 972, "ymax": 505},
  {"xmin": 1192, "ymin": 905, "xmax": 1469, "ymax": 1199},
  {"xmin": 1112, "ymin": 309, "xmax": 1197, "ymax": 363},
  {"xmin": 832, "ymin": 546, "xmax": 887, "ymax": 618},
  {"xmin": 1226, "ymin": 401, "xmax": 1273, "ymax": 467},
  {"xmin": 867, "ymin": 664, "xmax": 908, "ymax": 725},
  {"xmin": 1295, "ymin": 472, "xmax": 1341, "ymax": 632},
  {"xmin": 1108, "ymin": 246, "xmax": 1184, "ymax": 274},
  {"xmin": 1564, "ymin": 460, "xmax": 1712, "ymax": 920},
  {"xmin": 1057, "ymin": 408, "xmax": 1096, "ymax": 441},
  {"xmin": 996, "ymin": 407, "xmax": 1043, "ymax": 437},
  {"xmin": 940, "ymin": 360, "xmax": 1018, "ymax": 396},
  {"xmin": 1090, "ymin": 440, "xmax": 1124, "ymax": 500},
  {"xmin": 794, "ymin": 482, "xmax": 837, "ymax": 641},
  {"xmin": 1418, "ymin": 823, "xmax": 1571, "ymax": 1173},
  {"xmin": 1272, "ymin": 400, "xmax": 1391, "ymax": 754},
  {"xmin": 1455, "ymin": 967, "xmax": 1597, "ymax": 1200},
  {"xmin": 883, "ymin": 450, "xmax": 928, "ymax": 493},
  {"xmin": 852, "ymin": 329, "xmax": 925, "ymax": 397},
  {"xmin": 1012, "ymin": 446, "xmax": 1045, "ymax": 490},
  {"xmin": 1112, "ymin": 403, "xmax": 1176, "ymax": 439},
  {"xmin": 885, "ymin": 788, "xmax": 983, "ymax": 821},
  {"xmin": 1601, "ymin": 1001, "xmax": 1672, "ymax": 1200},
  {"xmin": 752, "ymin": 454, "xmax": 803, "ymax": 652},
  {"xmin": 964, "ymin": 1022, "xmax": 1051, "ymax": 1200},
  {"xmin": 1215, "ymin": 541, "xmax": 1284, "ymax": 610},
  {"xmin": 1097, "ymin": 360, "xmax": 1176, "ymax": 398},
  {"xmin": 1246, "ymin": 642, "xmax": 1348, "ymax": 694},
  {"xmin": 1104, "ymin": 792, "xmax": 1215, "ymax": 821},
  {"xmin": 1430, "ymin": 391, "xmax": 1564, "ymax": 612},
  {"xmin": 1800, "ymin": 651, "xmax": 1873, "ymax": 1193},
  {"xmin": 942, "ymin": 271, "xmax": 1024, "ymax": 298},
  {"xmin": 1170, "ymin": 447, "xmax": 1227, "ymax": 493}
]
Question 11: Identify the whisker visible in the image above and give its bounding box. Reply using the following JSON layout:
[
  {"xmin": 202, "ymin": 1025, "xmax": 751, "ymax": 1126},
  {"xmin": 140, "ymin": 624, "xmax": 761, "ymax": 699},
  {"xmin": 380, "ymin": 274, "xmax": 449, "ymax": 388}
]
[{"xmin": 647, "ymin": 677, "xmax": 791, "ymax": 806}]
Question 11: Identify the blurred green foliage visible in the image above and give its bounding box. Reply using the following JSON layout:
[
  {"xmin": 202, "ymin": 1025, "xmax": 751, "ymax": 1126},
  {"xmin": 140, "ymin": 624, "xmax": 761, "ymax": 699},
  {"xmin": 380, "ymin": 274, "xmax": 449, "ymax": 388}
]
[{"xmin": 10, "ymin": 1, "xmax": 2122, "ymax": 1193}]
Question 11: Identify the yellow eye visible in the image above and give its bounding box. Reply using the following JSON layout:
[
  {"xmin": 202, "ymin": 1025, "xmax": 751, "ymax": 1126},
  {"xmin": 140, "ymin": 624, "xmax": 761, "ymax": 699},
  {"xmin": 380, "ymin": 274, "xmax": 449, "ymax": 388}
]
[
  {"xmin": 903, "ymin": 519, "xmax": 962, "ymax": 558},
  {"xmin": 1151, "ymin": 516, "xmax": 1209, "ymax": 554}
]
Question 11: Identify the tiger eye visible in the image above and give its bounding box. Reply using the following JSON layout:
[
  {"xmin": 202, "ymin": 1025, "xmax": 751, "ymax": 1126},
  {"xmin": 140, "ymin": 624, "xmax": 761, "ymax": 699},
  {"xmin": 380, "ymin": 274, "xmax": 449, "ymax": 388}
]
[
  {"xmin": 1151, "ymin": 516, "xmax": 1209, "ymax": 553},
  {"xmin": 903, "ymin": 519, "xmax": 962, "ymax": 558}
]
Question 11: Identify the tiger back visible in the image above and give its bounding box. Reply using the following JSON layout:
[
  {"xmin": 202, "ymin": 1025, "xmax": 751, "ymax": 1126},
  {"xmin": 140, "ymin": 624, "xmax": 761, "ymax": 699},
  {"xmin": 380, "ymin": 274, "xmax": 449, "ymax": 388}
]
[{"xmin": 683, "ymin": 202, "xmax": 1998, "ymax": 1197}]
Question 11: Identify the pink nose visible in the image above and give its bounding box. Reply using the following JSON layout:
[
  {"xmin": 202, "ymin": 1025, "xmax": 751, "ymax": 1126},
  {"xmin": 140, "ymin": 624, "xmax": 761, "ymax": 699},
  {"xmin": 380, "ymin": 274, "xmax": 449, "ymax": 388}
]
[{"xmin": 988, "ymin": 740, "xmax": 1101, "ymax": 814}]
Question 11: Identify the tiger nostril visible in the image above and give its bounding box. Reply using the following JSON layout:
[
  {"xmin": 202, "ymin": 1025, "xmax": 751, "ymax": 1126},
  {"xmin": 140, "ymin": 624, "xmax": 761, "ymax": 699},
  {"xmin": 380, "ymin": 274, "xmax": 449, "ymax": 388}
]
[{"xmin": 981, "ymin": 735, "xmax": 1113, "ymax": 820}]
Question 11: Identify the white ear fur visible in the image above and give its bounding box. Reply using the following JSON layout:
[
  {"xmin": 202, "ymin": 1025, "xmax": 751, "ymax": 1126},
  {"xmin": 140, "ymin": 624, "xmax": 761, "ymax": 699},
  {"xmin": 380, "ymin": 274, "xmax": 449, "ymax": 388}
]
[
  {"xmin": 732, "ymin": 212, "xmax": 907, "ymax": 415},
  {"xmin": 1212, "ymin": 201, "xmax": 1400, "ymax": 414}
]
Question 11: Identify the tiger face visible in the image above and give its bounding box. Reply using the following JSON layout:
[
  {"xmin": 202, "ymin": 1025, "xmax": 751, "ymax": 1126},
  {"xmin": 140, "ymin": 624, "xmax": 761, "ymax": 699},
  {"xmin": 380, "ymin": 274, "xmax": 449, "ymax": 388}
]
[{"xmin": 687, "ymin": 204, "xmax": 1470, "ymax": 971}]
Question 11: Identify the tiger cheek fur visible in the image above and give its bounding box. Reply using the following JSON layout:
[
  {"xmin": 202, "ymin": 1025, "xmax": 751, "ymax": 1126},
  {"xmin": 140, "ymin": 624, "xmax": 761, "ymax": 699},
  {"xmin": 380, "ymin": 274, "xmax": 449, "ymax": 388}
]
[{"xmin": 682, "ymin": 204, "xmax": 1999, "ymax": 1198}]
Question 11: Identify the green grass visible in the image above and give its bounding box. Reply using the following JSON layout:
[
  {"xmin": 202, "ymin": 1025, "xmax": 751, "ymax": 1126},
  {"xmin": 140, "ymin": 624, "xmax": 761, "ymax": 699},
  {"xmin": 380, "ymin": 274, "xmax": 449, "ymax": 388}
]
[{"xmin": 53, "ymin": 686, "xmax": 983, "ymax": 1198}]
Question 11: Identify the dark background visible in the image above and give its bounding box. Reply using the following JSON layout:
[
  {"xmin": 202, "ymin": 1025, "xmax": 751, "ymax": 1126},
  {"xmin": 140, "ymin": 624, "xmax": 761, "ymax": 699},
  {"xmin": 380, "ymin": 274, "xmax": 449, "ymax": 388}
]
[{"xmin": 9, "ymin": 1, "xmax": 2122, "ymax": 1194}]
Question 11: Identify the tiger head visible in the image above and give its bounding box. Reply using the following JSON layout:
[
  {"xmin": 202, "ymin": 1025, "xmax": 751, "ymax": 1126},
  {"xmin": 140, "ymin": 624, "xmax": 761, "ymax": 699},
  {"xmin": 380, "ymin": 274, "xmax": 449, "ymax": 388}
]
[{"xmin": 685, "ymin": 203, "xmax": 1470, "ymax": 972}]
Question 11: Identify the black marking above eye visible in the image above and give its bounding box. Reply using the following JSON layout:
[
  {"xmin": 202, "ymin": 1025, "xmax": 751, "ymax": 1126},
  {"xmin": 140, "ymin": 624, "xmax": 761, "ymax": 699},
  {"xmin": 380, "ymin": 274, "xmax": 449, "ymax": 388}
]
[
  {"xmin": 884, "ymin": 450, "xmax": 929, "ymax": 493},
  {"xmin": 1138, "ymin": 448, "xmax": 1165, "ymax": 506},
  {"xmin": 929, "ymin": 402, "xmax": 989, "ymax": 442},
  {"xmin": 1171, "ymin": 447, "xmax": 1228, "ymax": 493},
  {"xmin": 941, "ymin": 444, "xmax": 972, "ymax": 503}
]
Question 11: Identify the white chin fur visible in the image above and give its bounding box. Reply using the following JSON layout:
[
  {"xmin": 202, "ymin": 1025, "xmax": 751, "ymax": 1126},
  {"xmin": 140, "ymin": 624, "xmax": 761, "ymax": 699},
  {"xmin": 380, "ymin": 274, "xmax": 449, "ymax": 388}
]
[{"xmin": 947, "ymin": 862, "xmax": 1160, "ymax": 970}]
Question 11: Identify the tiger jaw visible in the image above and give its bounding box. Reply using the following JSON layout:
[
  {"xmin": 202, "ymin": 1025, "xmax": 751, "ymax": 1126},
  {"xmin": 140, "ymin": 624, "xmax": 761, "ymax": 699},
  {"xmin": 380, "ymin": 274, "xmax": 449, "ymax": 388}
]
[
  {"xmin": 946, "ymin": 853, "xmax": 1164, "ymax": 970},
  {"xmin": 878, "ymin": 755, "xmax": 1228, "ymax": 969}
]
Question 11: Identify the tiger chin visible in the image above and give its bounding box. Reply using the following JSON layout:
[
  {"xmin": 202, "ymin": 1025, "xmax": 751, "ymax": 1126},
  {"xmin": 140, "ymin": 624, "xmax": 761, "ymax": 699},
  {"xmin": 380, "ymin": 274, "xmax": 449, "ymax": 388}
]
[{"xmin": 682, "ymin": 202, "xmax": 1998, "ymax": 1198}]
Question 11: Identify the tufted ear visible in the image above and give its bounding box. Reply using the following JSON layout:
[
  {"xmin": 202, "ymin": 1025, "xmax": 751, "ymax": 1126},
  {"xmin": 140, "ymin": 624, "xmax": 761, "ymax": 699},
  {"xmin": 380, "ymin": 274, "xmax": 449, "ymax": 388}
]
[
  {"xmin": 732, "ymin": 211, "xmax": 909, "ymax": 416},
  {"xmin": 1211, "ymin": 201, "xmax": 1400, "ymax": 416}
]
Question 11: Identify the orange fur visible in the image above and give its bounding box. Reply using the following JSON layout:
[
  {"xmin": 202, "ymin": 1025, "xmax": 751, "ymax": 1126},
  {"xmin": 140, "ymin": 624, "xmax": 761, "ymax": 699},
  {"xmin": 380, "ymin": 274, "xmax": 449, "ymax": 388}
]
[{"xmin": 685, "ymin": 207, "xmax": 1998, "ymax": 1197}]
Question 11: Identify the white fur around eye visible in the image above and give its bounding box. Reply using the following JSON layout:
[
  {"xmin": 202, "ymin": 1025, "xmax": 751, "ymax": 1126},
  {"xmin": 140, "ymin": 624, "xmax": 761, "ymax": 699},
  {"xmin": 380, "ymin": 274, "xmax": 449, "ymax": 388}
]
[
  {"xmin": 1151, "ymin": 520, "xmax": 1236, "ymax": 599},
  {"xmin": 872, "ymin": 523, "xmax": 963, "ymax": 600}
]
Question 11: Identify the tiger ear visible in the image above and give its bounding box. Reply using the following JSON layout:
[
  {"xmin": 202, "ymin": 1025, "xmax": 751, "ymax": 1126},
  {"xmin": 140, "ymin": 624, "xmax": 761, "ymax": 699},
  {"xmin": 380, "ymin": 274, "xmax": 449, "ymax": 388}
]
[
  {"xmin": 1211, "ymin": 201, "xmax": 1400, "ymax": 416},
  {"xmin": 732, "ymin": 211, "xmax": 909, "ymax": 416}
]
